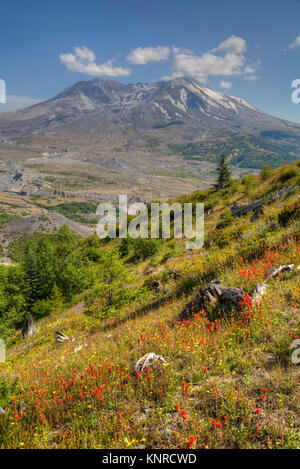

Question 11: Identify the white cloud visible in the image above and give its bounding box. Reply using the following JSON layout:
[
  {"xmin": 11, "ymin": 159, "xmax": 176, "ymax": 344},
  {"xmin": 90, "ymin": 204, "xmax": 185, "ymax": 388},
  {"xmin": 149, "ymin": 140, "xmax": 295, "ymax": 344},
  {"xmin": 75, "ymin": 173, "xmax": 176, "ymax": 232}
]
[
  {"xmin": 160, "ymin": 72, "xmax": 185, "ymax": 81},
  {"xmin": 0, "ymin": 79, "xmax": 6, "ymax": 104},
  {"xmin": 171, "ymin": 36, "xmax": 260, "ymax": 82},
  {"xmin": 244, "ymin": 75, "xmax": 259, "ymax": 81},
  {"xmin": 127, "ymin": 46, "xmax": 170, "ymax": 64},
  {"xmin": 0, "ymin": 95, "xmax": 46, "ymax": 112},
  {"xmin": 173, "ymin": 51, "xmax": 244, "ymax": 81},
  {"xmin": 288, "ymin": 36, "xmax": 300, "ymax": 49},
  {"xmin": 212, "ymin": 35, "xmax": 247, "ymax": 54},
  {"xmin": 59, "ymin": 39, "xmax": 260, "ymax": 85},
  {"xmin": 220, "ymin": 81, "xmax": 232, "ymax": 89},
  {"xmin": 59, "ymin": 46, "xmax": 131, "ymax": 77},
  {"xmin": 171, "ymin": 46, "xmax": 193, "ymax": 56},
  {"xmin": 73, "ymin": 46, "xmax": 96, "ymax": 62},
  {"xmin": 243, "ymin": 60, "xmax": 261, "ymax": 74}
]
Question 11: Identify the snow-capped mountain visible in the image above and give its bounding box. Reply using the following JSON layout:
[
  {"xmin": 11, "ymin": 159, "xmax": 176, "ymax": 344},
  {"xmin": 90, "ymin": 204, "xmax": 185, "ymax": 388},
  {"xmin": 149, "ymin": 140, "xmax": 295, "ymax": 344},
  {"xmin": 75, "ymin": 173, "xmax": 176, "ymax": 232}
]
[
  {"xmin": 1, "ymin": 76, "xmax": 299, "ymax": 135},
  {"xmin": 1, "ymin": 77, "xmax": 300, "ymax": 169}
]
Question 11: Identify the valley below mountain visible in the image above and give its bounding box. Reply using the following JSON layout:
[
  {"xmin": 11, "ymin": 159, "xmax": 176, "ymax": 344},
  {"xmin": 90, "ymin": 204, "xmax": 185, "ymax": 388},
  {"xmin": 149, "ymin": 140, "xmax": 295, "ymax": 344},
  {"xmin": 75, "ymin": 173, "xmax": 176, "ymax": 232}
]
[{"xmin": 1, "ymin": 77, "xmax": 300, "ymax": 205}]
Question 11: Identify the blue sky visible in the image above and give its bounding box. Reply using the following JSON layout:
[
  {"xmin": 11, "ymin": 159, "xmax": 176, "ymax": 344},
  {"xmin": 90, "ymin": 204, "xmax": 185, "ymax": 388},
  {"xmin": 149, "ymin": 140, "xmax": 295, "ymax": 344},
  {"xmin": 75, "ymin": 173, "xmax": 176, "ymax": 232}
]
[{"xmin": 1, "ymin": 0, "xmax": 300, "ymax": 122}]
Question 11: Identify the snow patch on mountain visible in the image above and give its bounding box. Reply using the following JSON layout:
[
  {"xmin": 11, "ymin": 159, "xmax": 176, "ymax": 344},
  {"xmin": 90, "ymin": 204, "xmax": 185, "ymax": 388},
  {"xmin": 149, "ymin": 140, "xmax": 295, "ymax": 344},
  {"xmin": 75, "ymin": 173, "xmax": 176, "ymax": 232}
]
[{"xmin": 153, "ymin": 102, "xmax": 171, "ymax": 119}]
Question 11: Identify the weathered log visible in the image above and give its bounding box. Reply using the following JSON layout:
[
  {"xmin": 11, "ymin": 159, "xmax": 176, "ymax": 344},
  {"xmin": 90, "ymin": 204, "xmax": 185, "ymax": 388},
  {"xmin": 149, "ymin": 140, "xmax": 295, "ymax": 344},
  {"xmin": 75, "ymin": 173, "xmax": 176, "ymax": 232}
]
[
  {"xmin": 177, "ymin": 262, "xmax": 297, "ymax": 322},
  {"xmin": 22, "ymin": 314, "xmax": 37, "ymax": 339},
  {"xmin": 55, "ymin": 330, "xmax": 71, "ymax": 343},
  {"xmin": 231, "ymin": 183, "xmax": 299, "ymax": 218},
  {"xmin": 73, "ymin": 343, "xmax": 88, "ymax": 353},
  {"xmin": 250, "ymin": 207, "xmax": 264, "ymax": 222},
  {"xmin": 145, "ymin": 265, "xmax": 162, "ymax": 276},
  {"xmin": 169, "ymin": 269, "xmax": 183, "ymax": 279},
  {"xmin": 177, "ymin": 282, "xmax": 247, "ymax": 322},
  {"xmin": 231, "ymin": 199, "xmax": 264, "ymax": 217},
  {"xmin": 265, "ymin": 264, "xmax": 295, "ymax": 282},
  {"xmin": 145, "ymin": 267, "xmax": 155, "ymax": 276},
  {"xmin": 268, "ymin": 183, "xmax": 299, "ymax": 201},
  {"xmin": 251, "ymin": 283, "xmax": 268, "ymax": 304},
  {"xmin": 132, "ymin": 352, "xmax": 166, "ymax": 375},
  {"xmin": 148, "ymin": 280, "xmax": 163, "ymax": 293}
]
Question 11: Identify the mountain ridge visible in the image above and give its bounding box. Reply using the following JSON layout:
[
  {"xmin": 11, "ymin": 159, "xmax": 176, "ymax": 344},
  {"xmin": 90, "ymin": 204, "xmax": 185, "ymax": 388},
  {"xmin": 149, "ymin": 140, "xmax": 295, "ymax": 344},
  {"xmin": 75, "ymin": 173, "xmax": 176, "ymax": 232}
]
[
  {"xmin": 1, "ymin": 77, "xmax": 300, "ymax": 137},
  {"xmin": 1, "ymin": 77, "xmax": 300, "ymax": 199}
]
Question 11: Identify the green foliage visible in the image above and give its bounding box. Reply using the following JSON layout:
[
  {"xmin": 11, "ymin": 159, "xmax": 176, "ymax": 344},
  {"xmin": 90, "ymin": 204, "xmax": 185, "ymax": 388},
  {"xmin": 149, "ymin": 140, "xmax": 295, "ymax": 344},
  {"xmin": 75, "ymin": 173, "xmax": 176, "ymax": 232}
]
[
  {"xmin": 0, "ymin": 265, "xmax": 28, "ymax": 337},
  {"xmin": 23, "ymin": 224, "xmax": 87, "ymax": 303},
  {"xmin": 260, "ymin": 164, "xmax": 272, "ymax": 180},
  {"xmin": 227, "ymin": 179, "xmax": 239, "ymax": 194},
  {"xmin": 277, "ymin": 168, "xmax": 298, "ymax": 184},
  {"xmin": 31, "ymin": 298, "xmax": 53, "ymax": 318},
  {"xmin": 189, "ymin": 192, "xmax": 207, "ymax": 203},
  {"xmin": 119, "ymin": 237, "xmax": 132, "ymax": 257},
  {"xmin": 0, "ymin": 225, "xmax": 92, "ymax": 336},
  {"xmin": 120, "ymin": 237, "xmax": 160, "ymax": 261},
  {"xmin": 1, "ymin": 223, "xmax": 159, "ymax": 334},
  {"xmin": 216, "ymin": 153, "xmax": 231, "ymax": 190},
  {"xmin": 204, "ymin": 199, "xmax": 217, "ymax": 213},
  {"xmin": 0, "ymin": 209, "xmax": 21, "ymax": 225},
  {"xmin": 216, "ymin": 210, "xmax": 234, "ymax": 229},
  {"xmin": 278, "ymin": 204, "xmax": 300, "ymax": 227},
  {"xmin": 131, "ymin": 238, "xmax": 160, "ymax": 261},
  {"xmin": 241, "ymin": 174, "xmax": 255, "ymax": 194},
  {"xmin": 170, "ymin": 135, "xmax": 300, "ymax": 169},
  {"xmin": 80, "ymin": 234, "xmax": 103, "ymax": 262},
  {"xmin": 146, "ymin": 137, "xmax": 160, "ymax": 150},
  {"xmin": 0, "ymin": 380, "xmax": 16, "ymax": 409},
  {"xmin": 47, "ymin": 201, "xmax": 98, "ymax": 224},
  {"xmin": 84, "ymin": 248, "xmax": 146, "ymax": 317}
]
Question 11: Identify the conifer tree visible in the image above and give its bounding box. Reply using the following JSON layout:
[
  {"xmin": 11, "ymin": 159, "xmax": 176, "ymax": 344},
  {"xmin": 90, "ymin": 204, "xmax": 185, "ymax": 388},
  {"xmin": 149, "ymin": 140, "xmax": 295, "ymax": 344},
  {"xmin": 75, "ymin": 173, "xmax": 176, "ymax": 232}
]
[
  {"xmin": 216, "ymin": 153, "xmax": 231, "ymax": 190},
  {"xmin": 24, "ymin": 241, "xmax": 40, "ymax": 305}
]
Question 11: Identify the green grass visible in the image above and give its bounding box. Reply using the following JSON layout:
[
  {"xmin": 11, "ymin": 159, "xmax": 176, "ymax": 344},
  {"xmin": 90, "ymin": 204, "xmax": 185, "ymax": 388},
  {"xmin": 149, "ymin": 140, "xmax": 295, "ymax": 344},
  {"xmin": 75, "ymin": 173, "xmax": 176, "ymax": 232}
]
[
  {"xmin": 47, "ymin": 201, "xmax": 99, "ymax": 223},
  {"xmin": 0, "ymin": 210, "xmax": 21, "ymax": 225},
  {"xmin": 34, "ymin": 201, "xmax": 99, "ymax": 224}
]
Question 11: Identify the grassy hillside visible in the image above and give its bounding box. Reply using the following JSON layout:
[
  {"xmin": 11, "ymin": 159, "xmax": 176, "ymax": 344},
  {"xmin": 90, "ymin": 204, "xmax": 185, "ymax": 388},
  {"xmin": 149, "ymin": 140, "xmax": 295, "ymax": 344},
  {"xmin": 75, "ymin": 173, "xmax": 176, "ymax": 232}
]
[{"xmin": 0, "ymin": 161, "xmax": 299, "ymax": 449}]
